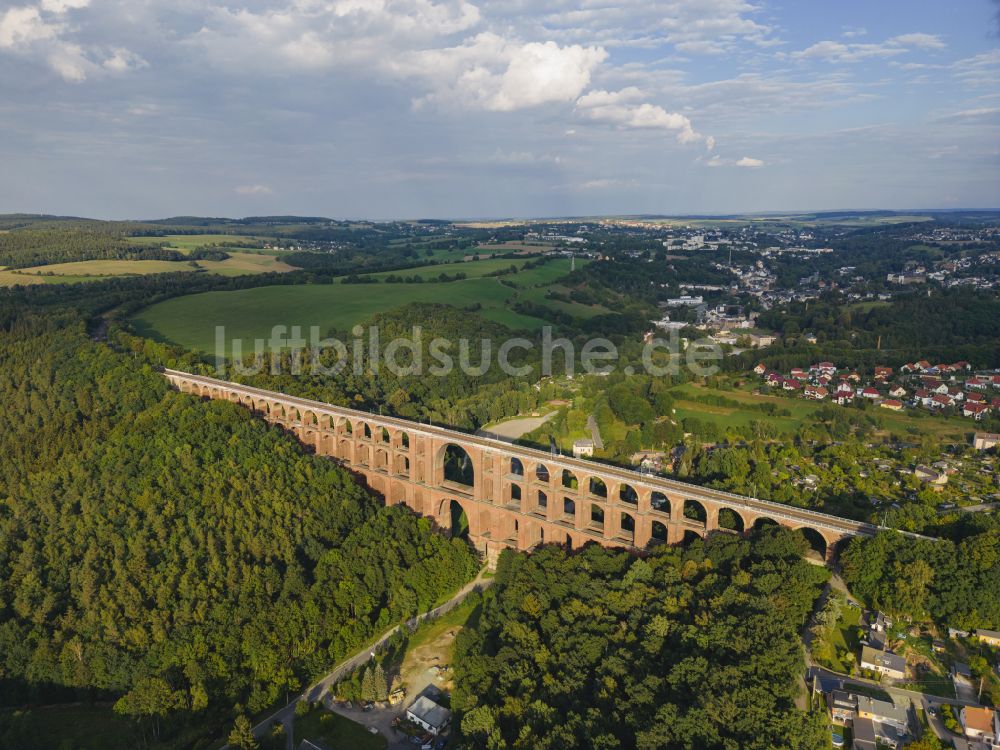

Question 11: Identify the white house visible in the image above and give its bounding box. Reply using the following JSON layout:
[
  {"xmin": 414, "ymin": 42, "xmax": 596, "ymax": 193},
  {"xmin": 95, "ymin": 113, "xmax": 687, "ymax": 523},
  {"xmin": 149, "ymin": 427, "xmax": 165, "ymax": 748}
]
[{"xmin": 406, "ymin": 695, "xmax": 451, "ymax": 736}]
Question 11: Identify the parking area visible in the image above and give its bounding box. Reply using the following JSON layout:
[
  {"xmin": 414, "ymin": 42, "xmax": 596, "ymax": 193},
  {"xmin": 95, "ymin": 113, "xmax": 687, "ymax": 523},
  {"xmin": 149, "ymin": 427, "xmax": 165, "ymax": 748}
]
[{"xmin": 324, "ymin": 696, "xmax": 451, "ymax": 750}]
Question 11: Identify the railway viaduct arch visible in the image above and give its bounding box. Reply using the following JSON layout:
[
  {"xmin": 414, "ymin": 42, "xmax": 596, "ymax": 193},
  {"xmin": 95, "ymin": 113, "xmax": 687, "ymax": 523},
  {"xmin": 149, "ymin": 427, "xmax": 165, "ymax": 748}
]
[{"xmin": 163, "ymin": 369, "xmax": 878, "ymax": 566}]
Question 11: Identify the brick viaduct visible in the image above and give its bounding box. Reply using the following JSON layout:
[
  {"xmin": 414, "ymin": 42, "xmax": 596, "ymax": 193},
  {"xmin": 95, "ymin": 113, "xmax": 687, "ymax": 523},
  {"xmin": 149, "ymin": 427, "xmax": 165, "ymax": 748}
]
[{"xmin": 164, "ymin": 369, "xmax": 879, "ymax": 565}]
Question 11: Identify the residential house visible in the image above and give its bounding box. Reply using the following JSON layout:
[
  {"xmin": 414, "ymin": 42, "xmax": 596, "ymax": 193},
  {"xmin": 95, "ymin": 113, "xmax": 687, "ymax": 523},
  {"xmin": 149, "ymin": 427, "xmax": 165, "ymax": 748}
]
[
  {"xmin": 753, "ymin": 362, "xmax": 767, "ymax": 375},
  {"xmin": 965, "ymin": 402, "xmax": 990, "ymax": 420},
  {"xmin": 790, "ymin": 367, "xmax": 808, "ymax": 380},
  {"xmin": 572, "ymin": 439, "xmax": 595, "ymax": 458},
  {"xmin": 977, "ymin": 629, "xmax": 1000, "ymax": 648},
  {"xmin": 874, "ymin": 367, "xmax": 893, "ymax": 380},
  {"xmin": 915, "ymin": 465, "xmax": 948, "ymax": 485},
  {"xmin": 406, "ymin": 695, "xmax": 452, "ymax": 736},
  {"xmin": 929, "ymin": 394, "xmax": 953, "ymax": 410},
  {"xmin": 852, "ymin": 717, "xmax": 877, "ymax": 750},
  {"xmin": 860, "ymin": 646, "xmax": 906, "ymax": 680},
  {"xmin": 880, "ymin": 399, "xmax": 903, "ymax": 411},
  {"xmin": 748, "ymin": 333, "xmax": 776, "ymax": 348},
  {"xmin": 889, "ymin": 385, "xmax": 907, "ymax": 398},
  {"xmin": 960, "ymin": 706, "xmax": 999, "ymax": 747},
  {"xmin": 857, "ymin": 695, "xmax": 909, "ymax": 746},
  {"xmin": 828, "ymin": 690, "xmax": 857, "ymax": 723}
]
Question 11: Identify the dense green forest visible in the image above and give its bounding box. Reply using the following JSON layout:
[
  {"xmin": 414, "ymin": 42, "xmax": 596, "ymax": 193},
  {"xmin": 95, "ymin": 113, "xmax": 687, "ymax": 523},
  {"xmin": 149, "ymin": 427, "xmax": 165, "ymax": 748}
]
[
  {"xmin": 840, "ymin": 524, "xmax": 1000, "ymax": 630},
  {"xmin": 452, "ymin": 529, "xmax": 830, "ymax": 750},
  {"xmin": 0, "ymin": 318, "xmax": 478, "ymax": 745}
]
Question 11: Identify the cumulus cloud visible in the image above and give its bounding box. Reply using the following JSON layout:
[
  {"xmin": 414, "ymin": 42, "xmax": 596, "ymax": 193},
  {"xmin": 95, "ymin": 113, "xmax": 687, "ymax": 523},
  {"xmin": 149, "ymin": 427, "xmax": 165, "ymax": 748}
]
[
  {"xmin": 575, "ymin": 87, "xmax": 710, "ymax": 146},
  {"xmin": 0, "ymin": 1, "xmax": 143, "ymax": 81},
  {"xmin": 735, "ymin": 156, "xmax": 764, "ymax": 167},
  {"xmin": 0, "ymin": 6, "xmax": 60, "ymax": 48}
]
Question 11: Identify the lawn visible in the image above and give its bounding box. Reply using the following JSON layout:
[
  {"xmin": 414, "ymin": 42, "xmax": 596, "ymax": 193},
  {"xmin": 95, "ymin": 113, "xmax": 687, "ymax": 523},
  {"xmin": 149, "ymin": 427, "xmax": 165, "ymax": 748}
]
[
  {"xmin": 812, "ymin": 604, "xmax": 862, "ymax": 673},
  {"xmin": 294, "ymin": 706, "xmax": 386, "ymax": 750},
  {"xmin": 131, "ymin": 277, "xmax": 549, "ymax": 355}
]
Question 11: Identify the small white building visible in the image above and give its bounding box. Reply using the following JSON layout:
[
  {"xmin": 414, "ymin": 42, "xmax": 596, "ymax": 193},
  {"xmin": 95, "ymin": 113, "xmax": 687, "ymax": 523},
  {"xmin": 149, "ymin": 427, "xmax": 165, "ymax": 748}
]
[
  {"xmin": 572, "ymin": 439, "xmax": 595, "ymax": 458},
  {"xmin": 406, "ymin": 695, "xmax": 451, "ymax": 736}
]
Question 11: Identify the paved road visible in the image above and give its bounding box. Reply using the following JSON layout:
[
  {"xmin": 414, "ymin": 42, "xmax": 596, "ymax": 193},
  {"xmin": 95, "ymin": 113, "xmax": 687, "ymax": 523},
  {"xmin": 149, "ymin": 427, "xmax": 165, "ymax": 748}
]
[
  {"xmin": 222, "ymin": 570, "xmax": 493, "ymax": 750},
  {"xmin": 586, "ymin": 415, "xmax": 604, "ymax": 451}
]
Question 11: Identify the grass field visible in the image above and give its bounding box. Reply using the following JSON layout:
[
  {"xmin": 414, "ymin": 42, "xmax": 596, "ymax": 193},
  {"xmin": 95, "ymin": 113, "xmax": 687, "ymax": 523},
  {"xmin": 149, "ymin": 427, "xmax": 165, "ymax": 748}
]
[
  {"xmin": 294, "ymin": 706, "xmax": 386, "ymax": 750},
  {"xmin": 132, "ymin": 278, "xmax": 547, "ymax": 354},
  {"xmin": 132, "ymin": 234, "xmax": 264, "ymax": 251},
  {"xmin": 131, "ymin": 258, "xmax": 588, "ymax": 354},
  {"xmin": 671, "ymin": 383, "xmax": 971, "ymax": 439}
]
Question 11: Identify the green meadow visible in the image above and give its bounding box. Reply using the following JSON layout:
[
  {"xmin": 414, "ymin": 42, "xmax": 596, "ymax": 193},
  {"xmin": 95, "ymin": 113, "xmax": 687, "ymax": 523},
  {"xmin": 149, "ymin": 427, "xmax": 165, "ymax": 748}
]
[{"xmin": 131, "ymin": 258, "xmax": 588, "ymax": 354}]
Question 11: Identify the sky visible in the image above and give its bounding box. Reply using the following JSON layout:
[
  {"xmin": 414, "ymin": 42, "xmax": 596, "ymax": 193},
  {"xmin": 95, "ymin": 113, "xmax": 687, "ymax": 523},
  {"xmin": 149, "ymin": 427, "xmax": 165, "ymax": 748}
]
[{"xmin": 1, "ymin": 0, "xmax": 999, "ymax": 219}]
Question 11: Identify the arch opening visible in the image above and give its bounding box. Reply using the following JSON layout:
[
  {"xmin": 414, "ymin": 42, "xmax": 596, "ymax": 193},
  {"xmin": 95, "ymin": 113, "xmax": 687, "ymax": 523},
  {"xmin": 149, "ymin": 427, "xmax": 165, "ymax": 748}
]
[
  {"xmin": 441, "ymin": 444, "xmax": 475, "ymax": 488},
  {"xmin": 444, "ymin": 499, "xmax": 469, "ymax": 539},
  {"xmin": 717, "ymin": 508, "xmax": 745, "ymax": 533},
  {"xmin": 651, "ymin": 491, "xmax": 669, "ymax": 515},
  {"xmin": 510, "ymin": 457, "xmax": 524, "ymax": 476},
  {"xmin": 683, "ymin": 499, "xmax": 707, "ymax": 526},
  {"xmin": 536, "ymin": 464, "xmax": 550, "ymax": 483},
  {"xmin": 562, "ymin": 497, "xmax": 576, "ymax": 520},
  {"xmin": 619, "ymin": 483, "xmax": 638, "ymax": 505},
  {"xmin": 798, "ymin": 527, "xmax": 828, "ymax": 560},
  {"xmin": 651, "ymin": 521, "xmax": 668, "ymax": 544},
  {"xmin": 562, "ymin": 469, "xmax": 578, "ymax": 491},
  {"xmin": 590, "ymin": 504, "xmax": 604, "ymax": 530}
]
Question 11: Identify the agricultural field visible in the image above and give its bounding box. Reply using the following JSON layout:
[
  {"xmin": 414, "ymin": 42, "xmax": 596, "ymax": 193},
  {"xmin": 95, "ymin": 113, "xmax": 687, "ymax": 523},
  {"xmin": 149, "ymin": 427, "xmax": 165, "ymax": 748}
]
[
  {"xmin": 131, "ymin": 233, "xmax": 266, "ymax": 252},
  {"xmin": 131, "ymin": 257, "xmax": 587, "ymax": 355},
  {"xmin": 0, "ymin": 252, "xmax": 297, "ymax": 283}
]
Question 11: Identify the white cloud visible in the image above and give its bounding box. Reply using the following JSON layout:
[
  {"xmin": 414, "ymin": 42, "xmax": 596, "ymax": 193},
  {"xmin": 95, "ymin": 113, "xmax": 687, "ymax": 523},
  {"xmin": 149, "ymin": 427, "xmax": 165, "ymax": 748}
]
[
  {"xmin": 0, "ymin": 6, "xmax": 59, "ymax": 48},
  {"xmin": 891, "ymin": 33, "xmax": 945, "ymax": 50},
  {"xmin": 706, "ymin": 155, "xmax": 764, "ymax": 168},
  {"xmin": 791, "ymin": 33, "xmax": 945, "ymax": 64},
  {"xmin": 575, "ymin": 87, "xmax": 709, "ymax": 146},
  {"xmin": 40, "ymin": 0, "xmax": 89, "ymax": 12},
  {"xmin": 235, "ymin": 184, "xmax": 273, "ymax": 195},
  {"xmin": 407, "ymin": 33, "xmax": 607, "ymax": 111},
  {"xmin": 102, "ymin": 47, "xmax": 147, "ymax": 73}
]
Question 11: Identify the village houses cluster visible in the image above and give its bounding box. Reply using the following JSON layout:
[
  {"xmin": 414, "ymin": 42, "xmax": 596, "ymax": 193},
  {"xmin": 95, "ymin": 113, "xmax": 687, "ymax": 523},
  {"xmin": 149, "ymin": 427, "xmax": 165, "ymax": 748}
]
[
  {"xmin": 815, "ymin": 609, "xmax": 1000, "ymax": 750},
  {"xmin": 754, "ymin": 359, "xmax": 1000, "ymax": 421}
]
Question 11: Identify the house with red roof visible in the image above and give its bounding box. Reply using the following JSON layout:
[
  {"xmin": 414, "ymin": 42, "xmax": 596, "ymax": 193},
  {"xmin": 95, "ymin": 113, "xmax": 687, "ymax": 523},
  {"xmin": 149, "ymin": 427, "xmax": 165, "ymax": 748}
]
[
  {"xmin": 964, "ymin": 402, "xmax": 990, "ymax": 420},
  {"xmin": 930, "ymin": 394, "xmax": 953, "ymax": 409},
  {"xmin": 880, "ymin": 399, "xmax": 903, "ymax": 411}
]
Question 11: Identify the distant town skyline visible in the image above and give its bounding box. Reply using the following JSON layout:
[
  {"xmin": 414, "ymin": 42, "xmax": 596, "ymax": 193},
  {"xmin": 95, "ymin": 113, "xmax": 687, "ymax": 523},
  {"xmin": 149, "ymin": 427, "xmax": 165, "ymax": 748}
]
[{"xmin": 1, "ymin": 0, "xmax": 999, "ymax": 219}]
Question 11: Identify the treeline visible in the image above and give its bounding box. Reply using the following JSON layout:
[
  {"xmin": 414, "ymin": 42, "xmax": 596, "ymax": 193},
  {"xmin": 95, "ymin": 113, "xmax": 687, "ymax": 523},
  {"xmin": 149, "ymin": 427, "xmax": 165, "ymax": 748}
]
[
  {"xmin": 0, "ymin": 317, "xmax": 478, "ymax": 744},
  {"xmin": 0, "ymin": 226, "xmax": 171, "ymax": 268},
  {"xmin": 840, "ymin": 524, "xmax": 1000, "ymax": 630},
  {"xmin": 452, "ymin": 528, "xmax": 830, "ymax": 749},
  {"xmin": 745, "ymin": 290, "xmax": 1000, "ymax": 369}
]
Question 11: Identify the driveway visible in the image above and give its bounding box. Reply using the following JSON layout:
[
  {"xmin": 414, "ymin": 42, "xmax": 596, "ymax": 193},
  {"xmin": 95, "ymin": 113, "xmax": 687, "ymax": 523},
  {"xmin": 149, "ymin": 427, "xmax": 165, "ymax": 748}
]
[{"xmin": 324, "ymin": 697, "xmax": 412, "ymax": 750}]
